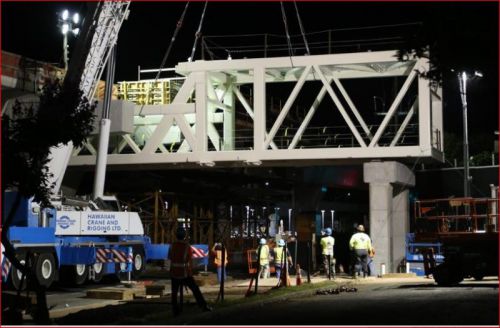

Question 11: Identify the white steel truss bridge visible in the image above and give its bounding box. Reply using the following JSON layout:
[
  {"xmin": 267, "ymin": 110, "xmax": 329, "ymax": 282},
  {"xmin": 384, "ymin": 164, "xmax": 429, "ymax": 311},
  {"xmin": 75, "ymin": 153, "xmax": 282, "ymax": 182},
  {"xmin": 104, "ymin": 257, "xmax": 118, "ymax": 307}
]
[{"xmin": 69, "ymin": 50, "xmax": 443, "ymax": 169}]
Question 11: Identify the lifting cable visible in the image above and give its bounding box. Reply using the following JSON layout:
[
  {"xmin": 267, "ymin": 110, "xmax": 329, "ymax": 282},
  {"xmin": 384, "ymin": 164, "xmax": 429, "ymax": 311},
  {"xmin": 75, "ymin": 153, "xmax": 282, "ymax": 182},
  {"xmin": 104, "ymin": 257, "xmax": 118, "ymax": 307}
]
[
  {"xmin": 293, "ymin": 1, "xmax": 310, "ymax": 56},
  {"xmin": 138, "ymin": 2, "xmax": 190, "ymax": 117},
  {"xmin": 189, "ymin": 1, "xmax": 209, "ymax": 62},
  {"xmin": 279, "ymin": 1, "xmax": 294, "ymax": 66}
]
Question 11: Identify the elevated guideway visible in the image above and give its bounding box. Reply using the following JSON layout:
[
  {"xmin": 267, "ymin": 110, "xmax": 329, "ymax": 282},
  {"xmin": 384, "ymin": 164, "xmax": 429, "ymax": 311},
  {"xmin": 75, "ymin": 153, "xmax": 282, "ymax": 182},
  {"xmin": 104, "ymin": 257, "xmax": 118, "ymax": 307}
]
[{"xmin": 69, "ymin": 50, "xmax": 444, "ymax": 170}]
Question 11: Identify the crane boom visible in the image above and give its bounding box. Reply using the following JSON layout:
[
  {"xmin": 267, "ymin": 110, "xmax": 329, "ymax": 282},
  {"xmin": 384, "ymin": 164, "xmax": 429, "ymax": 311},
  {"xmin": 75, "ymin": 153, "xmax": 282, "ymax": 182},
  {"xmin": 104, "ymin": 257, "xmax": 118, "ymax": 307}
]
[
  {"xmin": 80, "ymin": 2, "xmax": 130, "ymax": 100},
  {"xmin": 47, "ymin": 1, "xmax": 131, "ymax": 195}
]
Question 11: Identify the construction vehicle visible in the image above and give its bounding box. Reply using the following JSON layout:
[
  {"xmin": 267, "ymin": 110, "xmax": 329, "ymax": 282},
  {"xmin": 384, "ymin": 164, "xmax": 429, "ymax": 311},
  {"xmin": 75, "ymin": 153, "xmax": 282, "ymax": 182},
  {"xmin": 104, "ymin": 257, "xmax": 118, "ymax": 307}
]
[
  {"xmin": 410, "ymin": 195, "xmax": 499, "ymax": 286},
  {"xmin": 3, "ymin": 190, "xmax": 170, "ymax": 289},
  {"xmin": 1, "ymin": 2, "xmax": 208, "ymax": 289}
]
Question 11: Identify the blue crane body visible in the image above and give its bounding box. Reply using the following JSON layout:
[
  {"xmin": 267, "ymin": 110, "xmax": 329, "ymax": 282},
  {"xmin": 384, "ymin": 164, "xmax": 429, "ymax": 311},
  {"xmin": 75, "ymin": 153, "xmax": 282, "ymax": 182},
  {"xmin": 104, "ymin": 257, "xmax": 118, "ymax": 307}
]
[{"xmin": 2, "ymin": 192, "xmax": 208, "ymax": 289}]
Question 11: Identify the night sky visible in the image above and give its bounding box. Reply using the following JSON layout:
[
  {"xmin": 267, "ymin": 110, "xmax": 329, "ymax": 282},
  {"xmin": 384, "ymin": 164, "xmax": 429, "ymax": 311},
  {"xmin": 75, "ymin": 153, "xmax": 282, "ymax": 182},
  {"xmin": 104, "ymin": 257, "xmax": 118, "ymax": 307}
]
[{"xmin": 2, "ymin": 1, "xmax": 498, "ymax": 146}]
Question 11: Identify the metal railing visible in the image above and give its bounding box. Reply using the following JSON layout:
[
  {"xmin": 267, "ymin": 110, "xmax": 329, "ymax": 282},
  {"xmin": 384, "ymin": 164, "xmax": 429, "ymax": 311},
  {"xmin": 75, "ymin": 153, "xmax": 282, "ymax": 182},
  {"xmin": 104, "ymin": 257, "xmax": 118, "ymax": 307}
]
[
  {"xmin": 201, "ymin": 23, "xmax": 423, "ymax": 60},
  {"xmin": 414, "ymin": 197, "xmax": 499, "ymax": 234}
]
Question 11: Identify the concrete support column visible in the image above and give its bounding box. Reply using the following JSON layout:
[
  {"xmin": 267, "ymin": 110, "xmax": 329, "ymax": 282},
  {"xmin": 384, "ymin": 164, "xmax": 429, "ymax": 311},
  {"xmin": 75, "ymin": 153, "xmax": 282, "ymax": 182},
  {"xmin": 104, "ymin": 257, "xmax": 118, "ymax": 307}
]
[
  {"xmin": 368, "ymin": 182, "xmax": 393, "ymax": 274},
  {"xmin": 364, "ymin": 161, "xmax": 415, "ymax": 275},
  {"xmin": 392, "ymin": 188, "xmax": 409, "ymax": 271}
]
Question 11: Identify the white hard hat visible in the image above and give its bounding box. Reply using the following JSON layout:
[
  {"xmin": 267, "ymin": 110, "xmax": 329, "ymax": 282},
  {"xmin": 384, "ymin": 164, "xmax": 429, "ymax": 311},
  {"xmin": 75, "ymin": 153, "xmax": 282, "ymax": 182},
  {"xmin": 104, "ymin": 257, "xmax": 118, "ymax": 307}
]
[
  {"xmin": 259, "ymin": 238, "xmax": 267, "ymax": 245},
  {"xmin": 278, "ymin": 239, "xmax": 285, "ymax": 247}
]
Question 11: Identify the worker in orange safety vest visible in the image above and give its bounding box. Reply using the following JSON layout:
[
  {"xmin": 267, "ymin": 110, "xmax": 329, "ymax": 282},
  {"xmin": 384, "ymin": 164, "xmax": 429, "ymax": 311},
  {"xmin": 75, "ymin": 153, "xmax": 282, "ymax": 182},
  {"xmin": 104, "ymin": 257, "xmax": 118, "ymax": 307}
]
[
  {"xmin": 212, "ymin": 242, "xmax": 228, "ymax": 283},
  {"xmin": 169, "ymin": 228, "xmax": 212, "ymax": 316}
]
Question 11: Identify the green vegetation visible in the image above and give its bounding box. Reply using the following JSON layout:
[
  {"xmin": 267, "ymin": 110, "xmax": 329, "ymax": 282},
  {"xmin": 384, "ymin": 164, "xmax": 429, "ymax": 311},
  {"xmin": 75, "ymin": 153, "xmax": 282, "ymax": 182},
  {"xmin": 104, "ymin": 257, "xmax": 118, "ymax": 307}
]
[{"xmin": 209, "ymin": 280, "xmax": 353, "ymax": 309}]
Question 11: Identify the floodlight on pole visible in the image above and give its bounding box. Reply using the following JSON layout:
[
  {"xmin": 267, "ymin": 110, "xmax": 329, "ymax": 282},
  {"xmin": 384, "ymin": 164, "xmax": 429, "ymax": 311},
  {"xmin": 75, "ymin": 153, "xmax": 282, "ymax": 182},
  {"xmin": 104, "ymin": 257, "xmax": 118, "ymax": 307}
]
[
  {"xmin": 288, "ymin": 209, "xmax": 292, "ymax": 231},
  {"xmin": 61, "ymin": 24, "xmax": 69, "ymax": 35},
  {"xmin": 58, "ymin": 9, "xmax": 80, "ymax": 70}
]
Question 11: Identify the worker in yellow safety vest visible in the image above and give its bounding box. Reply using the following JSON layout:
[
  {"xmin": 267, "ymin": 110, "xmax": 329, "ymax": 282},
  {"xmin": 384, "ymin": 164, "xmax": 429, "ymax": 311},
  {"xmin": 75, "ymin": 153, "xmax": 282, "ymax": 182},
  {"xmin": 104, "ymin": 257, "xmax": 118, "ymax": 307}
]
[
  {"xmin": 258, "ymin": 238, "xmax": 270, "ymax": 279},
  {"xmin": 169, "ymin": 228, "xmax": 212, "ymax": 316},
  {"xmin": 273, "ymin": 239, "xmax": 292, "ymax": 281},
  {"xmin": 320, "ymin": 227, "xmax": 335, "ymax": 279},
  {"xmin": 212, "ymin": 243, "xmax": 228, "ymax": 283},
  {"xmin": 349, "ymin": 224, "xmax": 373, "ymax": 278}
]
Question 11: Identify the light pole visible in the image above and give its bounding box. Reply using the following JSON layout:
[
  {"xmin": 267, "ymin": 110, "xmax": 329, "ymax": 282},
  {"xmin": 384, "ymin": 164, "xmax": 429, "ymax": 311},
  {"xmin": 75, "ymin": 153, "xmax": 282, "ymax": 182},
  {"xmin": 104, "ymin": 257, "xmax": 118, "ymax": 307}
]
[
  {"xmin": 288, "ymin": 208, "xmax": 292, "ymax": 232},
  {"xmin": 59, "ymin": 10, "xmax": 80, "ymax": 70},
  {"xmin": 457, "ymin": 70, "xmax": 482, "ymax": 197}
]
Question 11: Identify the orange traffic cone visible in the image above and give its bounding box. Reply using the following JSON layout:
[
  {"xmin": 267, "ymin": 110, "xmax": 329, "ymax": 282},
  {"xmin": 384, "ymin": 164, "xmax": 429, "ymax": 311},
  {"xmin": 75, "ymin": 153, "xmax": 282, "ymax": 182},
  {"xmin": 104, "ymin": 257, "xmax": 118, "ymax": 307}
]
[{"xmin": 296, "ymin": 264, "xmax": 302, "ymax": 286}]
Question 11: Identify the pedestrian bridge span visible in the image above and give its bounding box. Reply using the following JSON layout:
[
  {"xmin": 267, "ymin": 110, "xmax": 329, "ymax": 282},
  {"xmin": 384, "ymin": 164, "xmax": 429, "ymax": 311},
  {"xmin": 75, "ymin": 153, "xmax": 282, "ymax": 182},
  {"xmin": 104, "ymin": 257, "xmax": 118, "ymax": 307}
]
[{"xmin": 69, "ymin": 50, "xmax": 443, "ymax": 169}]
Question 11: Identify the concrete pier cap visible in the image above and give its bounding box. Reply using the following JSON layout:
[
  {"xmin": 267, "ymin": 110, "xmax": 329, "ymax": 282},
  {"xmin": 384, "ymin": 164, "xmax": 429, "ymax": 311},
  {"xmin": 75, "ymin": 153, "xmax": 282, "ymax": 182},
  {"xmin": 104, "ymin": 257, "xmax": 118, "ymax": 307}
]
[
  {"xmin": 363, "ymin": 161, "xmax": 415, "ymax": 275},
  {"xmin": 363, "ymin": 161, "xmax": 415, "ymax": 186}
]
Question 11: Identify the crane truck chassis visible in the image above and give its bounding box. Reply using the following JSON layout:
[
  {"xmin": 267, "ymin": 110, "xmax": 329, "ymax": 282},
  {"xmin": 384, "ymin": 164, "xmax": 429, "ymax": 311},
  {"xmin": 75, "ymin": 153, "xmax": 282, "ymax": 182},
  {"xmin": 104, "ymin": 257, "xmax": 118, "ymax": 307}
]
[{"xmin": 2, "ymin": 191, "xmax": 208, "ymax": 289}]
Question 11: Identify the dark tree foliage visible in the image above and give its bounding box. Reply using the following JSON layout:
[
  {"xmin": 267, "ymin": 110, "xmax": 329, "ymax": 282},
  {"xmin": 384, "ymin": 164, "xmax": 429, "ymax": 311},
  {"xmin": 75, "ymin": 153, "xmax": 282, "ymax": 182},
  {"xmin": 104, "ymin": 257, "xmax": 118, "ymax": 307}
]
[
  {"xmin": 396, "ymin": 24, "xmax": 440, "ymax": 87},
  {"xmin": 2, "ymin": 81, "xmax": 96, "ymax": 206},
  {"xmin": 1, "ymin": 81, "xmax": 95, "ymax": 324}
]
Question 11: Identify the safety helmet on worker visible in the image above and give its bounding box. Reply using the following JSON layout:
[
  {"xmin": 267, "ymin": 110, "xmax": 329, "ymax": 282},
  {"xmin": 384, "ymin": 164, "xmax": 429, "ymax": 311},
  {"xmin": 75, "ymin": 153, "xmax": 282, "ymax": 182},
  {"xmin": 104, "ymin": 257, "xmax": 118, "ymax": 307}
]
[
  {"xmin": 325, "ymin": 227, "xmax": 332, "ymax": 236},
  {"xmin": 176, "ymin": 227, "xmax": 187, "ymax": 240},
  {"xmin": 278, "ymin": 239, "xmax": 285, "ymax": 247},
  {"xmin": 357, "ymin": 225, "xmax": 365, "ymax": 232},
  {"xmin": 259, "ymin": 238, "xmax": 267, "ymax": 245}
]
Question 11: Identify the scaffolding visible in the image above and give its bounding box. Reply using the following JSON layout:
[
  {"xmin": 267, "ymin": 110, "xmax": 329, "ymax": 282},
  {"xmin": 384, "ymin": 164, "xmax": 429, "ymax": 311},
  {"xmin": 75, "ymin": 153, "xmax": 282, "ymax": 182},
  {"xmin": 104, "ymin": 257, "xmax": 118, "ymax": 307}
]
[
  {"xmin": 117, "ymin": 78, "xmax": 184, "ymax": 105},
  {"xmin": 123, "ymin": 191, "xmax": 214, "ymax": 245}
]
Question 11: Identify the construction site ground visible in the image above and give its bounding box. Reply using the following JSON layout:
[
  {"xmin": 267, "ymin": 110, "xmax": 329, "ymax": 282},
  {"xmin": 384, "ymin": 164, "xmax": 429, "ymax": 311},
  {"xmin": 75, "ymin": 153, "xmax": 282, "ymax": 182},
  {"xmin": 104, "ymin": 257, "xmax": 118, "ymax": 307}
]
[{"xmin": 17, "ymin": 266, "xmax": 496, "ymax": 326}]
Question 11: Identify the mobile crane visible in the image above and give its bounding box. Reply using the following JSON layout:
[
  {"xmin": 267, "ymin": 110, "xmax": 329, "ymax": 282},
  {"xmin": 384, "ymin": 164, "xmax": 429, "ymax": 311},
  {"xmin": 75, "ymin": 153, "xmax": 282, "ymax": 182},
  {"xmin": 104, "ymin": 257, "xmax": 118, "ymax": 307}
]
[{"xmin": 1, "ymin": 2, "xmax": 208, "ymax": 289}]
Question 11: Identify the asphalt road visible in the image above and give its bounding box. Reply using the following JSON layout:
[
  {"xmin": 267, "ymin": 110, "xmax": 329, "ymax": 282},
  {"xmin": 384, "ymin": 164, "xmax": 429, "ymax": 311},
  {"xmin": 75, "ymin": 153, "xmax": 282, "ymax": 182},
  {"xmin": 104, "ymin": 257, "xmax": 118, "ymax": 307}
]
[
  {"xmin": 24, "ymin": 275, "xmax": 498, "ymax": 325},
  {"xmin": 187, "ymin": 277, "xmax": 499, "ymax": 326}
]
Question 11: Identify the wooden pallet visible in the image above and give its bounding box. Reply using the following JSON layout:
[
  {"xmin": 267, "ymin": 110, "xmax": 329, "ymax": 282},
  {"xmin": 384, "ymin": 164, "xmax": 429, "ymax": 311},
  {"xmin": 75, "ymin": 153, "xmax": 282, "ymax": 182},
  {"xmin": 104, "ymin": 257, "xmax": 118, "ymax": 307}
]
[{"xmin": 86, "ymin": 287, "xmax": 145, "ymax": 300}]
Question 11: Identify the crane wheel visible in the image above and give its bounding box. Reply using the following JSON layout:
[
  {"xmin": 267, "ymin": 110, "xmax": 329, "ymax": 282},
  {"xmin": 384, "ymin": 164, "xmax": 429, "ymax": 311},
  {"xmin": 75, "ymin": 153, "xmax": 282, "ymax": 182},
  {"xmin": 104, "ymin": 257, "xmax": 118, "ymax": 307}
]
[
  {"xmin": 434, "ymin": 264, "xmax": 463, "ymax": 286},
  {"xmin": 61, "ymin": 264, "xmax": 89, "ymax": 286},
  {"xmin": 10, "ymin": 256, "xmax": 28, "ymax": 291},
  {"xmin": 92, "ymin": 262, "xmax": 105, "ymax": 283},
  {"xmin": 35, "ymin": 253, "xmax": 56, "ymax": 288},
  {"xmin": 132, "ymin": 248, "xmax": 146, "ymax": 279}
]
